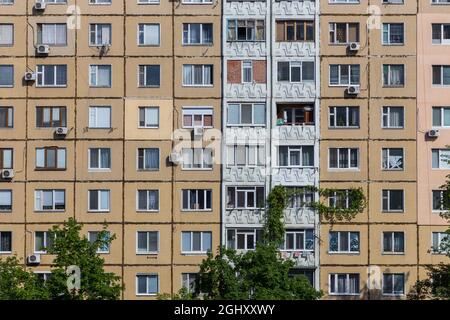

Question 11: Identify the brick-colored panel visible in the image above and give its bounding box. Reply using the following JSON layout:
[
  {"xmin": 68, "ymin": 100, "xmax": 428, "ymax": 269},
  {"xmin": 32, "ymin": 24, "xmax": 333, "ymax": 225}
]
[
  {"xmin": 253, "ymin": 60, "xmax": 267, "ymax": 83},
  {"xmin": 227, "ymin": 60, "xmax": 241, "ymax": 83}
]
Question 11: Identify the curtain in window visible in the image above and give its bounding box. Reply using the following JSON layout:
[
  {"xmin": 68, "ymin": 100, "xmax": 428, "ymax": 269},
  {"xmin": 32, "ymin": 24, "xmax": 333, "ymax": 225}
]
[
  {"xmin": 35, "ymin": 233, "xmax": 45, "ymax": 252},
  {"xmin": 144, "ymin": 25, "xmax": 159, "ymax": 45},
  {"xmin": 193, "ymin": 66, "xmax": 202, "ymax": 85},
  {"xmin": 202, "ymin": 232, "xmax": 212, "ymax": 251},
  {"xmin": 336, "ymin": 24, "xmax": 346, "ymax": 43},
  {"xmin": 348, "ymin": 275, "xmax": 359, "ymax": 294},
  {"xmin": 190, "ymin": 24, "xmax": 201, "ymax": 44},
  {"xmin": 390, "ymin": 66, "xmax": 403, "ymax": 85},
  {"xmin": 41, "ymin": 24, "xmax": 55, "ymax": 44},
  {"xmin": 383, "ymin": 233, "xmax": 392, "ymax": 252},
  {"xmin": 182, "ymin": 232, "xmax": 191, "ymax": 251},
  {"xmin": 393, "ymin": 233, "xmax": 404, "ymax": 252},
  {"xmin": 0, "ymin": 232, "xmax": 11, "ymax": 252},
  {"xmin": 183, "ymin": 65, "xmax": 192, "ymax": 85},
  {"xmin": 0, "ymin": 191, "xmax": 11, "ymax": 208},
  {"xmin": 302, "ymin": 146, "xmax": 314, "ymax": 167},
  {"xmin": 100, "ymin": 149, "xmax": 110, "ymax": 168},
  {"xmin": 227, "ymin": 104, "xmax": 240, "ymax": 124},
  {"xmin": 0, "ymin": 25, "xmax": 13, "ymax": 45},
  {"xmin": 148, "ymin": 191, "xmax": 158, "ymax": 210},
  {"xmin": 203, "ymin": 66, "xmax": 212, "ymax": 85},
  {"xmin": 0, "ymin": 66, "xmax": 13, "ymax": 86},
  {"xmin": 42, "ymin": 191, "xmax": 53, "ymax": 209},
  {"xmin": 100, "ymin": 191, "xmax": 109, "ymax": 210},
  {"xmin": 57, "ymin": 149, "xmax": 66, "ymax": 168},
  {"xmin": 100, "ymin": 24, "xmax": 110, "ymax": 45},
  {"xmin": 145, "ymin": 149, "xmax": 159, "ymax": 169},
  {"xmin": 56, "ymin": 66, "xmax": 66, "ymax": 86},
  {"xmin": 54, "ymin": 190, "xmax": 65, "ymax": 209},
  {"xmin": 337, "ymin": 275, "xmax": 346, "ymax": 293},
  {"xmin": 97, "ymin": 66, "xmax": 111, "ymax": 87}
]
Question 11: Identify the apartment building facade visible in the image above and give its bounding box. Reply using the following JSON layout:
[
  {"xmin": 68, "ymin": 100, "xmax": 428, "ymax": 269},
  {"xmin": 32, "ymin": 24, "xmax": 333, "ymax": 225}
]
[{"xmin": 0, "ymin": 0, "xmax": 221, "ymax": 299}]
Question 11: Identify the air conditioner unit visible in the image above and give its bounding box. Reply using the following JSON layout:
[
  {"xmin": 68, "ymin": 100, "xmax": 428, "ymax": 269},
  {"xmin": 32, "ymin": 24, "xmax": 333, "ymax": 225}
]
[
  {"xmin": 26, "ymin": 254, "xmax": 41, "ymax": 265},
  {"xmin": 193, "ymin": 126, "xmax": 204, "ymax": 137},
  {"xmin": 349, "ymin": 42, "xmax": 360, "ymax": 51},
  {"xmin": 169, "ymin": 152, "xmax": 181, "ymax": 165},
  {"xmin": 1, "ymin": 169, "xmax": 14, "ymax": 179},
  {"xmin": 428, "ymin": 129, "xmax": 440, "ymax": 138},
  {"xmin": 34, "ymin": 1, "xmax": 46, "ymax": 10},
  {"xmin": 55, "ymin": 127, "xmax": 68, "ymax": 136},
  {"xmin": 36, "ymin": 44, "xmax": 50, "ymax": 55},
  {"xmin": 24, "ymin": 71, "xmax": 36, "ymax": 81},
  {"xmin": 347, "ymin": 85, "xmax": 360, "ymax": 95}
]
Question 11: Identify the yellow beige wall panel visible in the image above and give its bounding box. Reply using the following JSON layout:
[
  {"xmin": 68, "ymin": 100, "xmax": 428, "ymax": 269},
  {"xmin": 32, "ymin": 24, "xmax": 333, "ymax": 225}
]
[
  {"xmin": 125, "ymin": 57, "xmax": 173, "ymax": 98},
  {"xmin": 27, "ymin": 58, "xmax": 75, "ymax": 98},
  {"xmin": 321, "ymin": 57, "xmax": 368, "ymax": 98},
  {"xmin": 125, "ymin": 99, "xmax": 174, "ymax": 140},
  {"xmin": 76, "ymin": 99, "xmax": 124, "ymax": 140},
  {"xmin": 320, "ymin": 224, "xmax": 369, "ymax": 265},
  {"xmin": 123, "ymin": 182, "xmax": 171, "ymax": 224},
  {"xmin": 173, "ymin": 265, "xmax": 201, "ymax": 294},
  {"xmin": 320, "ymin": 140, "xmax": 368, "ymax": 181},
  {"xmin": 123, "ymin": 224, "xmax": 172, "ymax": 265},
  {"xmin": 369, "ymin": 56, "xmax": 416, "ymax": 98},
  {"xmin": 0, "ymin": 17, "xmax": 27, "ymax": 57},
  {"xmin": 126, "ymin": 2, "xmax": 172, "ymax": 15},
  {"xmin": 368, "ymin": 182, "xmax": 417, "ymax": 223},
  {"xmin": 77, "ymin": 16, "xmax": 124, "ymax": 57},
  {"xmin": 0, "ymin": 183, "xmax": 25, "ymax": 224},
  {"xmin": 321, "ymin": 0, "xmax": 369, "ymax": 15},
  {"xmin": 0, "ymin": 140, "xmax": 26, "ymax": 181},
  {"xmin": 2, "ymin": 1, "xmax": 26, "ymax": 14},
  {"xmin": 419, "ymin": 2, "xmax": 450, "ymax": 13},
  {"xmin": 76, "ymin": 57, "xmax": 124, "ymax": 98},
  {"xmin": 27, "ymin": 1, "xmax": 76, "ymax": 15},
  {"xmin": 81, "ymin": 224, "xmax": 123, "ymax": 265},
  {"xmin": 26, "ymin": 140, "xmax": 75, "ymax": 181},
  {"xmin": 74, "ymin": 182, "xmax": 123, "ymax": 223},
  {"xmin": 1, "ymin": 224, "xmax": 25, "ymax": 261},
  {"xmin": 175, "ymin": 3, "xmax": 221, "ymax": 16},
  {"xmin": 173, "ymin": 182, "xmax": 220, "ymax": 224},
  {"xmin": 0, "ymin": 57, "xmax": 27, "ymax": 98},
  {"xmin": 75, "ymin": 140, "xmax": 123, "ymax": 181},
  {"xmin": 368, "ymin": 140, "xmax": 416, "ymax": 182},
  {"xmin": 368, "ymin": 98, "xmax": 416, "ymax": 140},
  {"xmin": 124, "ymin": 140, "xmax": 173, "ymax": 181},
  {"xmin": 25, "ymin": 223, "xmax": 62, "ymax": 265},
  {"xmin": 368, "ymin": 224, "xmax": 417, "ymax": 265},
  {"xmin": 370, "ymin": 16, "xmax": 416, "ymax": 56},
  {"xmin": 123, "ymin": 265, "xmax": 171, "ymax": 300},
  {"xmin": 418, "ymin": 225, "xmax": 450, "ymax": 265},
  {"xmin": 125, "ymin": 16, "xmax": 173, "ymax": 57},
  {"xmin": 78, "ymin": 1, "xmax": 124, "ymax": 15},
  {"xmin": 172, "ymin": 223, "xmax": 220, "ymax": 266},
  {"xmin": 370, "ymin": 0, "xmax": 417, "ymax": 15},
  {"xmin": 174, "ymin": 16, "xmax": 221, "ymax": 57}
]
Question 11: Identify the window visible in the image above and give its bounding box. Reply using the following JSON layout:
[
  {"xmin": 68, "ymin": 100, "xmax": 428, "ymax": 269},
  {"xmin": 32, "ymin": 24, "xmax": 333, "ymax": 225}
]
[
  {"xmin": 329, "ymin": 65, "xmax": 360, "ymax": 86},
  {"xmin": 383, "ymin": 232, "xmax": 405, "ymax": 253},
  {"xmin": 432, "ymin": 149, "xmax": 450, "ymax": 169},
  {"xmin": 242, "ymin": 61, "xmax": 252, "ymax": 83},
  {"xmin": 88, "ymin": 190, "xmax": 110, "ymax": 212},
  {"xmin": 329, "ymin": 274, "xmax": 360, "ymax": 295},
  {"xmin": 0, "ymin": 0, "xmax": 13, "ymax": 3},
  {"xmin": 137, "ymin": 107, "xmax": 159, "ymax": 128},
  {"xmin": 137, "ymin": 190, "xmax": 159, "ymax": 212},
  {"xmin": 137, "ymin": 0, "xmax": 160, "ymax": 3},
  {"xmin": 286, "ymin": 187, "xmax": 314, "ymax": 209},
  {"xmin": 182, "ymin": 189, "xmax": 212, "ymax": 211},
  {"xmin": 328, "ymin": 190, "xmax": 354, "ymax": 210},
  {"xmin": 382, "ymin": 274, "xmax": 405, "ymax": 296},
  {"xmin": 432, "ymin": 232, "xmax": 449, "ymax": 253},
  {"xmin": 0, "ymin": 231, "xmax": 12, "ymax": 253},
  {"xmin": 0, "ymin": 190, "xmax": 12, "ymax": 211},
  {"xmin": 136, "ymin": 274, "xmax": 158, "ymax": 296},
  {"xmin": 37, "ymin": 23, "xmax": 67, "ymax": 46},
  {"xmin": 36, "ymin": 107, "xmax": 67, "ymax": 128},
  {"xmin": 432, "ymin": 190, "xmax": 449, "ymax": 212},
  {"xmin": 182, "ymin": 273, "xmax": 199, "ymax": 293},
  {"xmin": 88, "ymin": 148, "xmax": 111, "ymax": 170},
  {"xmin": 90, "ymin": 0, "xmax": 112, "ymax": 4},
  {"xmin": 382, "ymin": 107, "xmax": 404, "ymax": 128},
  {"xmin": 382, "ymin": 23, "xmax": 404, "ymax": 45},
  {"xmin": 137, "ymin": 148, "xmax": 159, "ymax": 171},
  {"xmin": 226, "ymin": 228, "xmax": 263, "ymax": 250},
  {"xmin": 277, "ymin": 61, "xmax": 314, "ymax": 82},
  {"xmin": 226, "ymin": 186, "xmax": 265, "ymax": 209},
  {"xmin": 0, "ymin": 24, "xmax": 13, "ymax": 46},
  {"xmin": 182, "ymin": 0, "xmax": 212, "ymax": 3},
  {"xmin": 36, "ymin": 65, "xmax": 67, "ymax": 87},
  {"xmin": 0, "ymin": 107, "xmax": 13, "ymax": 128},
  {"xmin": 34, "ymin": 190, "xmax": 65, "ymax": 211},
  {"xmin": 183, "ymin": 23, "xmax": 213, "ymax": 45},
  {"xmin": 182, "ymin": 65, "xmax": 213, "ymax": 86},
  {"xmin": 329, "ymin": 23, "xmax": 359, "ymax": 44},
  {"xmin": 138, "ymin": 65, "xmax": 160, "ymax": 87},
  {"xmin": 433, "ymin": 107, "xmax": 450, "ymax": 128},
  {"xmin": 226, "ymin": 144, "xmax": 265, "ymax": 167},
  {"xmin": 329, "ymin": 106, "xmax": 359, "ymax": 128},
  {"xmin": 35, "ymin": 272, "xmax": 52, "ymax": 283},
  {"xmin": 182, "ymin": 108, "xmax": 213, "ymax": 128},
  {"xmin": 382, "ymin": 190, "xmax": 404, "ymax": 212},
  {"xmin": 0, "ymin": 148, "xmax": 12, "ymax": 169},
  {"xmin": 383, "ymin": 64, "xmax": 404, "ymax": 87},
  {"xmin": 34, "ymin": 231, "xmax": 55, "ymax": 254},
  {"xmin": 433, "ymin": 65, "xmax": 450, "ymax": 85},
  {"xmin": 90, "ymin": 65, "xmax": 111, "ymax": 87},
  {"xmin": 0, "ymin": 65, "xmax": 13, "ymax": 87},
  {"xmin": 276, "ymin": 20, "xmax": 314, "ymax": 42},
  {"xmin": 138, "ymin": 24, "xmax": 160, "ymax": 46},
  {"xmin": 432, "ymin": 24, "xmax": 450, "ymax": 44},
  {"xmin": 277, "ymin": 104, "xmax": 314, "ymax": 126},
  {"xmin": 36, "ymin": 147, "xmax": 66, "ymax": 170},
  {"xmin": 181, "ymin": 231, "xmax": 212, "ymax": 254},
  {"xmin": 89, "ymin": 24, "xmax": 111, "ymax": 46},
  {"xmin": 227, "ymin": 19, "xmax": 265, "ymax": 42},
  {"xmin": 227, "ymin": 103, "xmax": 265, "ymax": 126},
  {"xmin": 88, "ymin": 231, "xmax": 110, "ymax": 253},
  {"xmin": 182, "ymin": 148, "xmax": 213, "ymax": 170},
  {"xmin": 329, "ymin": 231, "xmax": 360, "ymax": 253},
  {"xmin": 89, "ymin": 106, "xmax": 111, "ymax": 128},
  {"xmin": 136, "ymin": 231, "xmax": 159, "ymax": 254},
  {"xmin": 278, "ymin": 146, "xmax": 314, "ymax": 167},
  {"xmin": 329, "ymin": 148, "xmax": 359, "ymax": 169},
  {"xmin": 382, "ymin": 148, "xmax": 403, "ymax": 170},
  {"xmin": 281, "ymin": 229, "xmax": 314, "ymax": 251}
]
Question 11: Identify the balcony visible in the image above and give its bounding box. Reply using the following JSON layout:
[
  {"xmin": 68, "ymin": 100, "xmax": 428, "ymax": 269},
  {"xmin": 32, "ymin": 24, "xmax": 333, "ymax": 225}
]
[
  {"xmin": 271, "ymin": 167, "xmax": 317, "ymax": 185},
  {"xmin": 274, "ymin": 80, "xmax": 316, "ymax": 99},
  {"xmin": 224, "ymin": 166, "xmax": 267, "ymax": 183},
  {"xmin": 224, "ymin": 208, "xmax": 265, "ymax": 225},
  {"xmin": 225, "ymin": 127, "xmax": 268, "ymax": 144},
  {"xmin": 224, "ymin": 1, "xmax": 267, "ymax": 16},
  {"xmin": 224, "ymin": 41, "xmax": 267, "ymax": 58},
  {"xmin": 280, "ymin": 250, "xmax": 315, "ymax": 268},
  {"xmin": 273, "ymin": 104, "xmax": 317, "ymax": 141},
  {"xmin": 273, "ymin": 0, "xmax": 316, "ymax": 16},
  {"xmin": 284, "ymin": 207, "xmax": 316, "ymax": 225},
  {"xmin": 225, "ymin": 82, "xmax": 267, "ymax": 100}
]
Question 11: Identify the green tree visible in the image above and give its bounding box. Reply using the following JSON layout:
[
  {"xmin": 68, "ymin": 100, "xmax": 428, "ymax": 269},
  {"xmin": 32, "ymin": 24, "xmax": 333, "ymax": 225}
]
[{"xmin": 44, "ymin": 218, "xmax": 123, "ymax": 300}]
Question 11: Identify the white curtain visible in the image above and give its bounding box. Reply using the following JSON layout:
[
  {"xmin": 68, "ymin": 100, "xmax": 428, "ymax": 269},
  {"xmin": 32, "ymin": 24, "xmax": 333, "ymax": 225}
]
[{"xmin": 0, "ymin": 24, "xmax": 13, "ymax": 45}]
